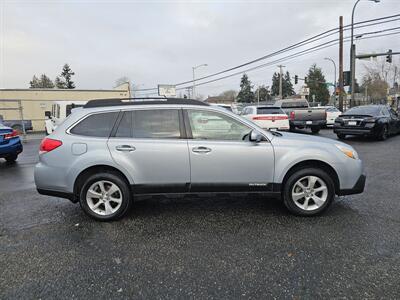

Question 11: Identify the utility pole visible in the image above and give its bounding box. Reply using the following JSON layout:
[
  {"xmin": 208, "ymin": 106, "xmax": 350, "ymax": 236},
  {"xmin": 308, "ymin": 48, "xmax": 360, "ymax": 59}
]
[
  {"xmin": 339, "ymin": 16, "xmax": 344, "ymax": 112},
  {"xmin": 278, "ymin": 65, "xmax": 285, "ymax": 99}
]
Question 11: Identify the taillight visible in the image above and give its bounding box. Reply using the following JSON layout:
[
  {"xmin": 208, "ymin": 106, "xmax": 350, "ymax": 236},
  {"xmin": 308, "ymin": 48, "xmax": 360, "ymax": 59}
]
[
  {"xmin": 253, "ymin": 116, "xmax": 273, "ymax": 120},
  {"xmin": 39, "ymin": 138, "xmax": 62, "ymax": 153},
  {"xmin": 290, "ymin": 111, "xmax": 295, "ymax": 120},
  {"xmin": 4, "ymin": 130, "xmax": 19, "ymax": 140}
]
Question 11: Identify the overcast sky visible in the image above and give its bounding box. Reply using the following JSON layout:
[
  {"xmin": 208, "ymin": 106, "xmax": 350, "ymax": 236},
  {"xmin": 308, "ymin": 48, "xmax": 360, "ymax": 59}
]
[{"xmin": 1, "ymin": 0, "xmax": 399, "ymax": 97}]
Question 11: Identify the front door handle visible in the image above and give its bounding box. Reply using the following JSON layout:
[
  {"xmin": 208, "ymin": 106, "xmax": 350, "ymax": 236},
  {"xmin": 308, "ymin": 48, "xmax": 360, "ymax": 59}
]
[
  {"xmin": 192, "ymin": 146, "xmax": 211, "ymax": 153},
  {"xmin": 115, "ymin": 145, "xmax": 136, "ymax": 152}
]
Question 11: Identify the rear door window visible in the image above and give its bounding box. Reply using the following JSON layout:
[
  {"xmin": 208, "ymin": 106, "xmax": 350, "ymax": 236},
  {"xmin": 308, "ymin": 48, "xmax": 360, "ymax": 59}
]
[
  {"xmin": 133, "ymin": 109, "xmax": 181, "ymax": 139},
  {"xmin": 70, "ymin": 112, "xmax": 118, "ymax": 137}
]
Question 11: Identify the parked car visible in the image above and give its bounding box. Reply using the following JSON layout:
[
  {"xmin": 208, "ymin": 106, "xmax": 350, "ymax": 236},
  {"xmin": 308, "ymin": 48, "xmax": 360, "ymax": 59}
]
[
  {"xmin": 0, "ymin": 123, "xmax": 23, "ymax": 162},
  {"xmin": 274, "ymin": 99, "xmax": 326, "ymax": 133},
  {"xmin": 334, "ymin": 105, "xmax": 400, "ymax": 140},
  {"xmin": 0, "ymin": 115, "xmax": 32, "ymax": 133},
  {"xmin": 35, "ymin": 98, "xmax": 365, "ymax": 221},
  {"xmin": 241, "ymin": 106, "xmax": 289, "ymax": 131},
  {"xmin": 313, "ymin": 106, "xmax": 342, "ymax": 126}
]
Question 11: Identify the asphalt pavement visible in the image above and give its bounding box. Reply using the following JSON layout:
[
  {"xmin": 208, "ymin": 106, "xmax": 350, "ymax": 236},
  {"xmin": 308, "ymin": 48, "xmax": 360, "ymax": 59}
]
[{"xmin": 1, "ymin": 130, "xmax": 399, "ymax": 299}]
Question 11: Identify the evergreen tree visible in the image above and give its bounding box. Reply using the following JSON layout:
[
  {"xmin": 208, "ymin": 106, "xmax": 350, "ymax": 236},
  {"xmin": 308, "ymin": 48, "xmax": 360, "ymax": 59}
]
[
  {"xmin": 55, "ymin": 64, "xmax": 75, "ymax": 89},
  {"xmin": 271, "ymin": 72, "xmax": 280, "ymax": 97},
  {"xmin": 271, "ymin": 71, "xmax": 294, "ymax": 98},
  {"xmin": 283, "ymin": 71, "xmax": 295, "ymax": 98},
  {"xmin": 29, "ymin": 75, "xmax": 40, "ymax": 88},
  {"xmin": 29, "ymin": 74, "xmax": 54, "ymax": 88},
  {"xmin": 254, "ymin": 85, "xmax": 271, "ymax": 102},
  {"xmin": 236, "ymin": 74, "xmax": 255, "ymax": 103},
  {"xmin": 307, "ymin": 64, "xmax": 330, "ymax": 105}
]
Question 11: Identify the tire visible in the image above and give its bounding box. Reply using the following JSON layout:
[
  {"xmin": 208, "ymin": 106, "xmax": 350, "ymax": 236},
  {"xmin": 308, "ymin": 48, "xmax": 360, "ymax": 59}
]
[
  {"xmin": 311, "ymin": 126, "xmax": 320, "ymax": 134},
  {"xmin": 5, "ymin": 154, "xmax": 18, "ymax": 163},
  {"xmin": 377, "ymin": 125, "xmax": 388, "ymax": 141},
  {"xmin": 79, "ymin": 172, "xmax": 132, "ymax": 221},
  {"xmin": 337, "ymin": 133, "xmax": 346, "ymax": 140},
  {"xmin": 289, "ymin": 125, "xmax": 295, "ymax": 132},
  {"xmin": 283, "ymin": 168, "xmax": 335, "ymax": 216}
]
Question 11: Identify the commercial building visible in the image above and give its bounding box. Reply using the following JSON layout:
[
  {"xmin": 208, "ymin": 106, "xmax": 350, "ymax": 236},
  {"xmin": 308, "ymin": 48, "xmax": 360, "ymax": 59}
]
[{"xmin": 0, "ymin": 83, "xmax": 130, "ymax": 131}]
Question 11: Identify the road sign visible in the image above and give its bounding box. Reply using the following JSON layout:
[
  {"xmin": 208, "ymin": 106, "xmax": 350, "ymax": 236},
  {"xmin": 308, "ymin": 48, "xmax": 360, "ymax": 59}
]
[
  {"xmin": 158, "ymin": 85, "xmax": 176, "ymax": 97},
  {"xmin": 300, "ymin": 86, "xmax": 310, "ymax": 96}
]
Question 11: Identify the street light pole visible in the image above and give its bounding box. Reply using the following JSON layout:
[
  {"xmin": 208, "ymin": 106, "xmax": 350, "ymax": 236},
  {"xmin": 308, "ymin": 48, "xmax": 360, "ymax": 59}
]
[
  {"xmin": 350, "ymin": 0, "xmax": 380, "ymax": 108},
  {"xmin": 192, "ymin": 64, "xmax": 208, "ymax": 99},
  {"xmin": 324, "ymin": 57, "xmax": 337, "ymax": 105}
]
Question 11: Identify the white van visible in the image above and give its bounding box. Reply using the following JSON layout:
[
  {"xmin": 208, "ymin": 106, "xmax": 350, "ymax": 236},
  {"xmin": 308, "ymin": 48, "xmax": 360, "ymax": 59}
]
[{"xmin": 45, "ymin": 101, "xmax": 87, "ymax": 134}]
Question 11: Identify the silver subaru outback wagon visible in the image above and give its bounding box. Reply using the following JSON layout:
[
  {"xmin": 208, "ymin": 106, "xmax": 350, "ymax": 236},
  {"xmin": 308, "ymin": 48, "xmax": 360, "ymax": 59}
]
[{"xmin": 34, "ymin": 98, "xmax": 365, "ymax": 221}]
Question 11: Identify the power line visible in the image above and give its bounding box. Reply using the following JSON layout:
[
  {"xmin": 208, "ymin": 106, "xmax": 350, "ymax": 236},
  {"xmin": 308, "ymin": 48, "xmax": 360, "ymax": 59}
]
[
  {"xmin": 171, "ymin": 30, "xmax": 400, "ymax": 91},
  {"xmin": 133, "ymin": 14, "xmax": 400, "ymax": 93}
]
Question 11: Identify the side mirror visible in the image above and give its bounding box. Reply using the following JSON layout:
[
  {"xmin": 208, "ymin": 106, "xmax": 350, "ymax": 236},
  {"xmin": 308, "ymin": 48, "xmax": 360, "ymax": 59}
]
[
  {"xmin": 250, "ymin": 130, "xmax": 263, "ymax": 143},
  {"xmin": 44, "ymin": 111, "xmax": 52, "ymax": 118}
]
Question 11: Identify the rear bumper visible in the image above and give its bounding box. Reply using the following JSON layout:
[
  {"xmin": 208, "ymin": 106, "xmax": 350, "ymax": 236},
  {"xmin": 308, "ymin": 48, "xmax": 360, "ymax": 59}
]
[
  {"xmin": 290, "ymin": 120, "xmax": 326, "ymax": 127},
  {"xmin": 333, "ymin": 127, "xmax": 378, "ymax": 136},
  {"xmin": 0, "ymin": 139, "xmax": 23, "ymax": 158},
  {"xmin": 338, "ymin": 174, "xmax": 366, "ymax": 196},
  {"xmin": 37, "ymin": 188, "xmax": 77, "ymax": 203}
]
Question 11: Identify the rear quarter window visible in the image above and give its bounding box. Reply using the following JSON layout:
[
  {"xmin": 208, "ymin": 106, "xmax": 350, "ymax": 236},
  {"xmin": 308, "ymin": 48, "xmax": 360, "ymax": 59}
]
[{"xmin": 70, "ymin": 112, "xmax": 118, "ymax": 137}]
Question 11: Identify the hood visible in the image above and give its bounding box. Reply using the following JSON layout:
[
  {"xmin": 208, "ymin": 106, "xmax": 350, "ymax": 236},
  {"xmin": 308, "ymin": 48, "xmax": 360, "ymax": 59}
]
[{"xmin": 271, "ymin": 131, "xmax": 350, "ymax": 148}]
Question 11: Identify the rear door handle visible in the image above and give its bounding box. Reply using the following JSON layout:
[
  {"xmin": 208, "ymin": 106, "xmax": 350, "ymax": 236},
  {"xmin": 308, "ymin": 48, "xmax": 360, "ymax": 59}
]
[
  {"xmin": 115, "ymin": 145, "xmax": 136, "ymax": 152},
  {"xmin": 192, "ymin": 146, "xmax": 211, "ymax": 153}
]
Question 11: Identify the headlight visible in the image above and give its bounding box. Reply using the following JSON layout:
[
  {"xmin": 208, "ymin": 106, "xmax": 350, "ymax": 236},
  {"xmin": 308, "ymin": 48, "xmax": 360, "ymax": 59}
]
[{"xmin": 335, "ymin": 144, "xmax": 359, "ymax": 160}]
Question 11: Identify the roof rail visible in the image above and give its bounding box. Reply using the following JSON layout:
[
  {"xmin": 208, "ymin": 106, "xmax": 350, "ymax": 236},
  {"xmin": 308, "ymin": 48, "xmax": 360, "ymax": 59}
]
[{"xmin": 83, "ymin": 97, "xmax": 209, "ymax": 108}]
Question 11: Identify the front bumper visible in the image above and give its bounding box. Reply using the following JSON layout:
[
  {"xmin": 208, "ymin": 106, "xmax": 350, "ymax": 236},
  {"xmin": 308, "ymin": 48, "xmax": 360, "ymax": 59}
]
[{"xmin": 338, "ymin": 174, "xmax": 366, "ymax": 196}]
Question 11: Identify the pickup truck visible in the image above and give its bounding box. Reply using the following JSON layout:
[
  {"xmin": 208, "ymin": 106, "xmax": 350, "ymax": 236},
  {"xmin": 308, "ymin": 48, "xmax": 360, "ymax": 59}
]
[
  {"xmin": 274, "ymin": 99, "xmax": 326, "ymax": 133},
  {"xmin": 0, "ymin": 115, "xmax": 33, "ymax": 133}
]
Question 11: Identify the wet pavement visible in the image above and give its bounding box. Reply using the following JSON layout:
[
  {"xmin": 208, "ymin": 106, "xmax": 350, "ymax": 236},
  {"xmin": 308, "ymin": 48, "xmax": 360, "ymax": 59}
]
[{"xmin": 1, "ymin": 130, "xmax": 399, "ymax": 299}]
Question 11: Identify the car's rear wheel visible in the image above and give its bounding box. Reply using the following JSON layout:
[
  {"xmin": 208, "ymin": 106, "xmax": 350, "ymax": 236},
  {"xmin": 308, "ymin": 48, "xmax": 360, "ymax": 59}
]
[
  {"xmin": 283, "ymin": 168, "xmax": 335, "ymax": 216},
  {"xmin": 5, "ymin": 154, "xmax": 18, "ymax": 163},
  {"xmin": 337, "ymin": 133, "xmax": 346, "ymax": 140},
  {"xmin": 79, "ymin": 172, "xmax": 132, "ymax": 221},
  {"xmin": 311, "ymin": 126, "xmax": 320, "ymax": 134}
]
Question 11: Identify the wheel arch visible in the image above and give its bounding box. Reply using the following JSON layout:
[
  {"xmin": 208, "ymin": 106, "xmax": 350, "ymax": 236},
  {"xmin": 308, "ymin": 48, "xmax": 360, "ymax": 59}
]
[
  {"xmin": 73, "ymin": 165, "xmax": 131, "ymax": 202},
  {"xmin": 280, "ymin": 160, "xmax": 340, "ymax": 194}
]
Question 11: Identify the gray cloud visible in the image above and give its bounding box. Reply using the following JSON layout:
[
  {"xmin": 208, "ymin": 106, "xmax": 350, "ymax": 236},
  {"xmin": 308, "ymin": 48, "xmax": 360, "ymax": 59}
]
[{"xmin": 1, "ymin": 0, "xmax": 399, "ymax": 97}]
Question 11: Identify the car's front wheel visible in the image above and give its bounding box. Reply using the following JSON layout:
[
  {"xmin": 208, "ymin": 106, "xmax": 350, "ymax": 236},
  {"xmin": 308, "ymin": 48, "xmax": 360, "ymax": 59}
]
[
  {"xmin": 283, "ymin": 168, "xmax": 335, "ymax": 216},
  {"xmin": 377, "ymin": 125, "xmax": 388, "ymax": 141},
  {"xmin": 79, "ymin": 172, "xmax": 132, "ymax": 221}
]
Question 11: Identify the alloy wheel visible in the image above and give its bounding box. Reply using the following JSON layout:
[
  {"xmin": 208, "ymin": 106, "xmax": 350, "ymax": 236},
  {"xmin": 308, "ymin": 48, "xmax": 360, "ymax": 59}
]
[
  {"xmin": 86, "ymin": 180, "xmax": 122, "ymax": 216},
  {"xmin": 291, "ymin": 176, "xmax": 328, "ymax": 211}
]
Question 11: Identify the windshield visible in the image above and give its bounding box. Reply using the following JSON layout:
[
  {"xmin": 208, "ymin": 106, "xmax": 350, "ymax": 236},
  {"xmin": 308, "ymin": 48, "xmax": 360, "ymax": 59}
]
[
  {"xmin": 343, "ymin": 106, "xmax": 381, "ymax": 116},
  {"xmin": 257, "ymin": 107, "xmax": 284, "ymax": 114}
]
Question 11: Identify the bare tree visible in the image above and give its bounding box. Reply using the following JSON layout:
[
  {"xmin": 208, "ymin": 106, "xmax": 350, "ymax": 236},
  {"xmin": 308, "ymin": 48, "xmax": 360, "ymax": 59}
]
[{"xmin": 114, "ymin": 76, "xmax": 130, "ymax": 88}]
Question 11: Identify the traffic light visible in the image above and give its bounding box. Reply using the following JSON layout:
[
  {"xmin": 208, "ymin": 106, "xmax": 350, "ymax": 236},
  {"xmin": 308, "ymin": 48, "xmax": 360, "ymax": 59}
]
[
  {"xmin": 386, "ymin": 49, "xmax": 392, "ymax": 63},
  {"xmin": 294, "ymin": 75, "xmax": 298, "ymax": 84},
  {"xmin": 343, "ymin": 71, "xmax": 351, "ymax": 86},
  {"xmin": 304, "ymin": 76, "xmax": 308, "ymax": 84}
]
